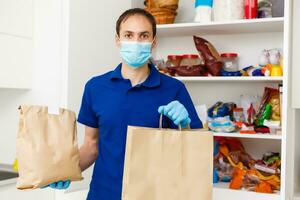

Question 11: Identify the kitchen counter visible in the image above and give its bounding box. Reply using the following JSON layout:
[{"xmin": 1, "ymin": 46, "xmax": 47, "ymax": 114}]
[{"xmin": 0, "ymin": 164, "xmax": 18, "ymax": 186}]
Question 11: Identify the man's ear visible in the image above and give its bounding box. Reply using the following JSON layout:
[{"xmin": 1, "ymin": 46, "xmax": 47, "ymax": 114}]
[
  {"xmin": 151, "ymin": 37, "xmax": 157, "ymax": 50},
  {"xmin": 115, "ymin": 34, "xmax": 121, "ymax": 48}
]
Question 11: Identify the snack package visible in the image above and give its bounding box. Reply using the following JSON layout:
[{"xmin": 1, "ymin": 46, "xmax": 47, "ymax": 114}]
[
  {"xmin": 240, "ymin": 95, "xmax": 261, "ymax": 125},
  {"xmin": 255, "ymin": 87, "xmax": 280, "ymax": 126},
  {"xmin": 208, "ymin": 116, "xmax": 236, "ymax": 132},
  {"xmin": 193, "ymin": 36, "xmax": 223, "ymax": 76},
  {"xmin": 214, "ymin": 138, "xmax": 254, "ymax": 183},
  {"xmin": 208, "ymin": 102, "xmax": 236, "ymax": 119},
  {"xmin": 270, "ymin": 93, "xmax": 281, "ymax": 121}
]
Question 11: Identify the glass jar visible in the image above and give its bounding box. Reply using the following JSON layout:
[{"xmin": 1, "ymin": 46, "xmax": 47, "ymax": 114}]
[
  {"xmin": 221, "ymin": 53, "xmax": 239, "ymax": 72},
  {"xmin": 180, "ymin": 54, "xmax": 202, "ymax": 67},
  {"xmin": 166, "ymin": 55, "xmax": 183, "ymax": 67},
  {"xmin": 213, "ymin": 0, "xmax": 244, "ymax": 21}
]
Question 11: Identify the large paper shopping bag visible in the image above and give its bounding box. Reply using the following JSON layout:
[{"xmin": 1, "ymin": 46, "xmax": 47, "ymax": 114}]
[
  {"xmin": 16, "ymin": 105, "xmax": 83, "ymax": 189},
  {"xmin": 122, "ymin": 124, "xmax": 213, "ymax": 200}
]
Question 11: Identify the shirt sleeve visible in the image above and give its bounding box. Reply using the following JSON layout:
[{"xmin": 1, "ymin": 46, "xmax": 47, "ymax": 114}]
[
  {"xmin": 77, "ymin": 81, "xmax": 99, "ymax": 128},
  {"xmin": 168, "ymin": 83, "xmax": 203, "ymax": 129}
]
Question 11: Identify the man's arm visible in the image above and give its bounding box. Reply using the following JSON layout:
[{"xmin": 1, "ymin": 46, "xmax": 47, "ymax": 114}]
[{"xmin": 79, "ymin": 126, "xmax": 99, "ymax": 171}]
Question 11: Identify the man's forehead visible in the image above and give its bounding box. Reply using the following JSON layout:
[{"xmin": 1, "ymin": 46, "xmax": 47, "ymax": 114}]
[
  {"xmin": 122, "ymin": 30, "xmax": 151, "ymax": 34},
  {"xmin": 120, "ymin": 15, "xmax": 152, "ymax": 28}
]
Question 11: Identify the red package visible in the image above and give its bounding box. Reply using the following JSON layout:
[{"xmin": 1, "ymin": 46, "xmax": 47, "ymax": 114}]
[{"xmin": 193, "ymin": 36, "xmax": 223, "ymax": 76}]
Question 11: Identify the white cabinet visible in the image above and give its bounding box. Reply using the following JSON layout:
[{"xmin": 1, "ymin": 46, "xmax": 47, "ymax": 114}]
[
  {"xmin": 132, "ymin": 0, "xmax": 291, "ymax": 200},
  {"xmin": 0, "ymin": 0, "xmax": 33, "ymax": 37},
  {"xmin": 0, "ymin": 34, "xmax": 33, "ymax": 89},
  {"xmin": 0, "ymin": 0, "xmax": 33, "ymax": 89},
  {"xmin": 291, "ymin": 0, "xmax": 300, "ymax": 108}
]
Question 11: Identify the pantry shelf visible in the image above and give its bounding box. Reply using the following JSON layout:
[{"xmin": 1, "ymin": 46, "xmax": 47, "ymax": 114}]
[
  {"xmin": 213, "ymin": 182, "xmax": 281, "ymax": 200},
  {"xmin": 212, "ymin": 132, "xmax": 282, "ymax": 140},
  {"xmin": 174, "ymin": 76, "xmax": 283, "ymax": 82},
  {"xmin": 157, "ymin": 17, "xmax": 284, "ymax": 37}
]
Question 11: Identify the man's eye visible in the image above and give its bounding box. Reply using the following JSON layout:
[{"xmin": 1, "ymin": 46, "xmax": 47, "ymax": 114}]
[
  {"xmin": 124, "ymin": 34, "xmax": 132, "ymax": 38},
  {"xmin": 141, "ymin": 34, "xmax": 149, "ymax": 39}
]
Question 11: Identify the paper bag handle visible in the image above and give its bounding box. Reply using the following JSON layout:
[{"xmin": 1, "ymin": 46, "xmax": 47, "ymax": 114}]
[{"xmin": 159, "ymin": 114, "xmax": 190, "ymax": 131}]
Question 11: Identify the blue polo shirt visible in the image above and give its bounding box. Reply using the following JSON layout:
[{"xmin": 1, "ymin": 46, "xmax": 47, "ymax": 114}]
[{"xmin": 78, "ymin": 63, "xmax": 202, "ymax": 200}]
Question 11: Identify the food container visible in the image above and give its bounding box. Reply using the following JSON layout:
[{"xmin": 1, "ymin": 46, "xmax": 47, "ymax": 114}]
[
  {"xmin": 166, "ymin": 55, "xmax": 183, "ymax": 67},
  {"xmin": 194, "ymin": 0, "xmax": 213, "ymax": 23},
  {"xmin": 271, "ymin": 65, "xmax": 283, "ymax": 76},
  {"xmin": 153, "ymin": 59, "xmax": 167, "ymax": 73},
  {"xmin": 245, "ymin": 0, "xmax": 258, "ymax": 19},
  {"xmin": 213, "ymin": 0, "xmax": 244, "ymax": 21},
  {"xmin": 180, "ymin": 54, "xmax": 202, "ymax": 66},
  {"xmin": 221, "ymin": 53, "xmax": 239, "ymax": 72},
  {"xmin": 174, "ymin": 65, "xmax": 204, "ymax": 76},
  {"xmin": 148, "ymin": 9, "xmax": 177, "ymax": 24},
  {"xmin": 144, "ymin": 0, "xmax": 179, "ymax": 24}
]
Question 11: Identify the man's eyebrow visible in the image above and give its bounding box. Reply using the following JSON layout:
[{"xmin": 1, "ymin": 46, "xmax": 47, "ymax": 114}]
[
  {"xmin": 139, "ymin": 31, "xmax": 150, "ymax": 34},
  {"xmin": 122, "ymin": 31, "xmax": 150, "ymax": 34},
  {"xmin": 123, "ymin": 30, "xmax": 134, "ymax": 34}
]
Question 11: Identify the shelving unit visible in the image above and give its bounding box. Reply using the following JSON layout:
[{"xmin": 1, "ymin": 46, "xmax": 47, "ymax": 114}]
[
  {"xmin": 212, "ymin": 132, "xmax": 282, "ymax": 140},
  {"xmin": 132, "ymin": 0, "xmax": 291, "ymax": 199},
  {"xmin": 157, "ymin": 17, "xmax": 284, "ymax": 37},
  {"xmin": 174, "ymin": 76, "xmax": 283, "ymax": 82},
  {"xmin": 213, "ymin": 182, "xmax": 281, "ymax": 200}
]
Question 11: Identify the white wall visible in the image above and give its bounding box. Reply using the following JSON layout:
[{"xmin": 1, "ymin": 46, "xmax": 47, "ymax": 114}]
[
  {"xmin": 291, "ymin": 0, "xmax": 300, "ymax": 109},
  {"xmin": 294, "ymin": 110, "xmax": 300, "ymax": 193},
  {"xmin": 59, "ymin": 0, "xmax": 131, "ymax": 196},
  {"xmin": 0, "ymin": 0, "xmax": 65, "ymax": 165}
]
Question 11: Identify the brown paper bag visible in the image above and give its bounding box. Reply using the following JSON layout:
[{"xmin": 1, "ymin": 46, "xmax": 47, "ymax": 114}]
[
  {"xmin": 122, "ymin": 121, "xmax": 213, "ymax": 200},
  {"xmin": 16, "ymin": 105, "xmax": 83, "ymax": 189}
]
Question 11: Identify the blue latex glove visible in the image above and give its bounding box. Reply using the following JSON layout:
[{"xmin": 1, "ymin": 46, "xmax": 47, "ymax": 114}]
[
  {"xmin": 158, "ymin": 100, "xmax": 191, "ymax": 128},
  {"xmin": 43, "ymin": 180, "xmax": 71, "ymax": 190}
]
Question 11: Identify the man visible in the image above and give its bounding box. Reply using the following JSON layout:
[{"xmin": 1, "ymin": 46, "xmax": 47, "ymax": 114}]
[{"xmin": 48, "ymin": 8, "xmax": 202, "ymax": 200}]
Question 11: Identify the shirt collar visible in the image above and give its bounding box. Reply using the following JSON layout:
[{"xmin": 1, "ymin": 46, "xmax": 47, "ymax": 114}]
[
  {"xmin": 110, "ymin": 63, "xmax": 161, "ymax": 88},
  {"xmin": 110, "ymin": 63, "xmax": 123, "ymax": 80}
]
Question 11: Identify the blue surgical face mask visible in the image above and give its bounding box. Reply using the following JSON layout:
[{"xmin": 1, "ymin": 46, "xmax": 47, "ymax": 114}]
[{"xmin": 119, "ymin": 41, "xmax": 153, "ymax": 68}]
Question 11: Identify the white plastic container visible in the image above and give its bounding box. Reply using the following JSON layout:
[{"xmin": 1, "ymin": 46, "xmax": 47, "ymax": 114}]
[
  {"xmin": 195, "ymin": 6, "xmax": 212, "ymax": 23},
  {"xmin": 221, "ymin": 53, "xmax": 239, "ymax": 72},
  {"xmin": 194, "ymin": 0, "xmax": 213, "ymax": 23},
  {"xmin": 213, "ymin": 0, "xmax": 244, "ymax": 22}
]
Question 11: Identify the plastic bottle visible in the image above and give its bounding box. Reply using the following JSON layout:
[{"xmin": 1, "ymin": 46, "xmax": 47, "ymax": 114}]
[
  {"xmin": 245, "ymin": 0, "xmax": 258, "ymax": 19},
  {"xmin": 213, "ymin": 0, "xmax": 244, "ymax": 21},
  {"xmin": 194, "ymin": 0, "xmax": 213, "ymax": 23}
]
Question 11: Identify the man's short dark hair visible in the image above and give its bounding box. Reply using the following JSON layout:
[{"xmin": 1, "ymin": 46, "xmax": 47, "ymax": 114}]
[{"xmin": 116, "ymin": 8, "xmax": 157, "ymax": 38}]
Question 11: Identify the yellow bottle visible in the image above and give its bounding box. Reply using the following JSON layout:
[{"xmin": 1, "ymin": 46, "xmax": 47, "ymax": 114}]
[{"xmin": 271, "ymin": 65, "xmax": 283, "ymax": 77}]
